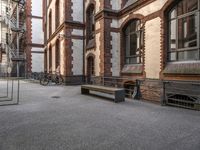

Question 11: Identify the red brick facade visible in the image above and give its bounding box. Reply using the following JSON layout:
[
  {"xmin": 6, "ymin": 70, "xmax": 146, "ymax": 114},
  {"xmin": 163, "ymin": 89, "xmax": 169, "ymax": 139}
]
[
  {"xmin": 25, "ymin": 0, "xmax": 32, "ymax": 74},
  {"xmin": 43, "ymin": 0, "xmax": 200, "ymax": 102},
  {"xmin": 26, "ymin": 0, "xmax": 44, "ymax": 74}
]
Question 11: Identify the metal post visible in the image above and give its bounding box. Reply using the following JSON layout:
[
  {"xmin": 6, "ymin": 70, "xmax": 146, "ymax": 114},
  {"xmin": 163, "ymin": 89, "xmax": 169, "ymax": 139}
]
[
  {"xmin": 7, "ymin": 78, "xmax": 9, "ymax": 97},
  {"xmin": 16, "ymin": 3, "xmax": 19, "ymax": 77},
  {"xmin": 17, "ymin": 79, "xmax": 20, "ymax": 104},
  {"xmin": 161, "ymin": 81, "xmax": 166, "ymax": 106},
  {"xmin": 11, "ymin": 79, "xmax": 13, "ymax": 100}
]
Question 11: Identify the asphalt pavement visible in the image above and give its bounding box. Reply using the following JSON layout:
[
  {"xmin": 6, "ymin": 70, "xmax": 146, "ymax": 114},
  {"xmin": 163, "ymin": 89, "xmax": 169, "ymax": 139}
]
[{"xmin": 0, "ymin": 81, "xmax": 199, "ymax": 150}]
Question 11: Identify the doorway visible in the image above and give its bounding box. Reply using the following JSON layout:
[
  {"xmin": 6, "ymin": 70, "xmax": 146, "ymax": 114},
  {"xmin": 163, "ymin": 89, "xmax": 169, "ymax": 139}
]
[{"xmin": 87, "ymin": 56, "xmax": 94, "ymax": 83}]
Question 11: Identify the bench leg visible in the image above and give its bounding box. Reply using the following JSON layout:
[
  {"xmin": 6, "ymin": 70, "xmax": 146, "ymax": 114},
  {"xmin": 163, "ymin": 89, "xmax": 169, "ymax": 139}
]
[
  {"xmin": 81, "ymin": 88, "xmax": 89, "ymax": 95},
  {"xmin": 114, "ymin": 91, "xmax": 125, "ymax": 103}
]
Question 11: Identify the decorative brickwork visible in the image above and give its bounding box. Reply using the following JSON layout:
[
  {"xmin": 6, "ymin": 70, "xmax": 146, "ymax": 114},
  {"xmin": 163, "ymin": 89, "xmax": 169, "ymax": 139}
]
[
  {"xmin": 26, "ymin": 0, "xmax": 44, "ymax": 74},
  {"xmin": 64, "ymin": 28, "xmax": 73, "ymax": 76},
  {"xmin": 25, "ymin": 0, "xmax": 33, "ymax": 74}
]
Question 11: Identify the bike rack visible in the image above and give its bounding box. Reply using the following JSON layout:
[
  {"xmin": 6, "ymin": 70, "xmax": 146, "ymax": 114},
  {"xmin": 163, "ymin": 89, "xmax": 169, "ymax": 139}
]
[{"xmin": 0, "ymin": 77, "xmax": 20, "ymax": 106}]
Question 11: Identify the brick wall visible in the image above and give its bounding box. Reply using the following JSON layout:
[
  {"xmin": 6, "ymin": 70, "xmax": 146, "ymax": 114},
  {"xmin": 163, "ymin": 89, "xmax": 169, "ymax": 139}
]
[
  {"xmin": 25, "ymin": 0, "xmax": 32, "ymax": 74},
  {"xmin": 140, "ymin": 79, "xmax": 163, "ymax": 103}
]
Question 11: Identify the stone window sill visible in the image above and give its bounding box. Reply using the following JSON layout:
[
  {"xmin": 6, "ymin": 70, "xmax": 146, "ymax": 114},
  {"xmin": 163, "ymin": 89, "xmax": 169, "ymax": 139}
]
[
  {"xmin": 121, "ymin": 64, "xmax": 143, "ymax": 74},
  {"xmin": 163, "ymin": 62, "xmax": 200, "ymax": 75}
]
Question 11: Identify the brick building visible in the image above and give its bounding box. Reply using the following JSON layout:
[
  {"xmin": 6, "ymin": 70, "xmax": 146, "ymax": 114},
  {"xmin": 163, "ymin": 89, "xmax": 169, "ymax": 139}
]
[
  {"xmin": 43, "ymin": 0, "xmax": 200, "ymax": 103},
  {"xmin": 26, "ymin": 0, "xmax": 44, "ymax": 74}
]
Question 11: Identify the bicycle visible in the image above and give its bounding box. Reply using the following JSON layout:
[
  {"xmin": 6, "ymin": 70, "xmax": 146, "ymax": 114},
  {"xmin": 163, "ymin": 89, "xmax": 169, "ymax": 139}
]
[{"xmin": 40, "ymin": 72, "xmax": 64, "ymax": 86}]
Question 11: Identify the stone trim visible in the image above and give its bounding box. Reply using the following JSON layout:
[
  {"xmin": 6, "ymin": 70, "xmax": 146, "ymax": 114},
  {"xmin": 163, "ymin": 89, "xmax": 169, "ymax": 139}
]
[
  {"xmin": 71, "ymin": 35, "xmax": 84, "ymax": 40},
  {"xmin": 27, "ymin": 43, "xmax": 44, "ymax": 48},
  {"xmin": 120, "ymin": 0, "xmax": 156, "ymax": 18},
  {"xmin": 47, "ymin": 21, "xmax": 84, "ymax": 43},
  {"xmin": 27, "ymin": 15, "xmax": 43, "ymax": 19},
  {"xmin": 163, "ymin": 75, "xmax": 200, "ymax": 81},
  {"xmin": 110, "ymin": 28, "xmax": 120, "ymax": 33},
  {"xmin": 163, "ymin": 63, "xmax": 200, "ymax": 75}
]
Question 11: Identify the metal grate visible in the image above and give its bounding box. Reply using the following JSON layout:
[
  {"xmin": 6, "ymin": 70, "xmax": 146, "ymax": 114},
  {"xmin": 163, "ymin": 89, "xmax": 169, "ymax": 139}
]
[
  {"xmin": 51, "ymin": 96, "xmax": 60, "ymax": 99},
  {"xmin": 163, "ymin": 81, "xmax": 200, "ymax": 110},
  {"xmin": 167, "ymin": 94, "xmax": 197, "ymax": 109}
]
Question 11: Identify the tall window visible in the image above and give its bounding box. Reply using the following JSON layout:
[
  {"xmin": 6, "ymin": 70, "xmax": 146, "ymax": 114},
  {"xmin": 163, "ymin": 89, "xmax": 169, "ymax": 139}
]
[
  {"xmin": 49, "ymin": 11, "xmax": 52, "ymax": 37},
  {"xmin": 168, "ymin": 0, "xmax": 200, "ymax": 61},
  {"xmin": 55, "ymin": 40, "xmax": 60, "ymax": 68},
  {"xmin": 124, "ymin": 19, "xmax": 143, "ymax": 64},
  {"xmin": 49, "ymin": 45, "xmax": 52, "ymax": 72},
  {"xmin": 86, "ymin": 4, "xmax": 95, "ymax": 42},
  {"xmin": 55, "ymin": 0, "xmax": 60, "ymax": 29}
]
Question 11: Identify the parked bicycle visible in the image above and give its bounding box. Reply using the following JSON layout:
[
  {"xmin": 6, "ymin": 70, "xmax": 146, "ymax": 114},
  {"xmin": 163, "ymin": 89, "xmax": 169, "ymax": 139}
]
[
  {"xmin": 40, "ymin": 71, "xmax": 64, "ymax": 86},
  {"xmin": 27, "ymin": 72, "xmax": 44, "ymax": 81}
]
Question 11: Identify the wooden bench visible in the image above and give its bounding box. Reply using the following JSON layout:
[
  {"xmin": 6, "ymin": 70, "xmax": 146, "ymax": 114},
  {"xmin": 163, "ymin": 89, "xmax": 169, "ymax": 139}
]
[{"xmin": 81, "ymin": 85, "xmax": 125, "ymax": 103}]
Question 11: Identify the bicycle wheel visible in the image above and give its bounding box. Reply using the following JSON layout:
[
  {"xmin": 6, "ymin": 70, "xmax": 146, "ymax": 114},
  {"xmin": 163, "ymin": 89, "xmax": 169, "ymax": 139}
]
[
  {"xmin": 55, "ymin": 76, "xmax": 63, "ymax": 85},
  {"xmin": 40, "ymin": 77, "xmax": 49, "ymax": 86}
]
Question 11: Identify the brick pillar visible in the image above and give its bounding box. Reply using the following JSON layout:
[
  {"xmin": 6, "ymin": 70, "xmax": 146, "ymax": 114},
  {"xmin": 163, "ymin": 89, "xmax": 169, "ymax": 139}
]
[
  {"xmin": 64, "ymin": 28, "xmax": 73, "ymax": 76},
  {"xmin": 25, "ymin": 0, "xmax": 32, "ymax": 74},
  {"xmin": 64, "ymin": 0, "xmax": 73, "ymax": 21},
  {"xmin": 63, "ymin": 0, "xmax": 73, "ymax": 77},
  {"xmin": 99, "ymin": 0, "xmax": 112, "ymax": 77}
]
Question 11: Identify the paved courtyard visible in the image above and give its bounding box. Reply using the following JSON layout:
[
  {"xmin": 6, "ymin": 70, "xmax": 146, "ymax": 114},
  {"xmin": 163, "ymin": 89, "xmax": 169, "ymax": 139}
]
[{"xmin": 0, "ymin": 81, "xmax": 200, "ymax": 150}]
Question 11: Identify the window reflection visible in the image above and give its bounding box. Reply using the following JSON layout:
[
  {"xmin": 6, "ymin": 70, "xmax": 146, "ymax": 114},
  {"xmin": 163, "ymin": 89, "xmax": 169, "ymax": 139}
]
[
  {"xmin": 124, "ymin": 20, "xmax": 143, "ymax": 64},
  {"xmin": 168, "ymin": 0, "xmax": 199, "ymax": 61}
]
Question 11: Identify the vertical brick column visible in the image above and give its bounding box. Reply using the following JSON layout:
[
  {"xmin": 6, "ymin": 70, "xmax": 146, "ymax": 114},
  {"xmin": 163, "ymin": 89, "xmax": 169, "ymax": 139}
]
[
  {"xmin": 63, "ymin": 0, "xmax": 73, "ymax": 77},
  {"xmin": 64, "ymin": 0, "xmax": 73, "ymax": 21},
  {"xmin": 99, "ymin": 0, "xmax": 112, "ymax": 77},
  {"xmin": 25, "ymin": 0, "xmax": 32, "ymax": 74},
  {"xmin": 64, "ymin": 28, "xmax": 73, "ymax": 76}
]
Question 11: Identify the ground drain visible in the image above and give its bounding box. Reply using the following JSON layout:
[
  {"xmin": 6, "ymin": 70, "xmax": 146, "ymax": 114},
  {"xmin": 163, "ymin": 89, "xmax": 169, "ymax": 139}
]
[{"xmin": 51, "ymin": 96, "xmax": 61, "ymax": 99}]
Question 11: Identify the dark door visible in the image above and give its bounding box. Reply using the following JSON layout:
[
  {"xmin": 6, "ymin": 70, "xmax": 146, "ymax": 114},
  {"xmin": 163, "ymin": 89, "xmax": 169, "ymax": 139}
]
[{"xmin": 87, "ymin": 56, "xmax": 94, "ymax": 83}]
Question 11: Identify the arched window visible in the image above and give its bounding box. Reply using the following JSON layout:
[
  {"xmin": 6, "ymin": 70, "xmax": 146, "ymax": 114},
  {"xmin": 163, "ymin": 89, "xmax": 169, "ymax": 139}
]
[
  {"xmin": 49, "ymin": 11, "xmax": 52, "ymax": 37},
  {"xmin": 86, "ymin": 4, "xmax": 95, "ymax": 43},
  {"xmin": 55, "ymin": 0, "xmax": 60, "ymax": 29},
  {"xmin": 168, "ymin": 0, "xmax": 200, "ymax": 61},
  {"xmin": 49, "ymin": 45, "xmax": 52, "ymax": 72},
  {"xmin": 55, "ymin": 40, "xmax": 60, "ymax": 68},
  {"xmin": 124, "ymin": 19, "xmax": 143, "ymax": 64}
]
